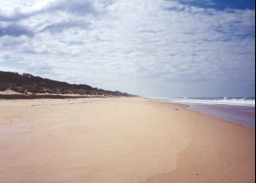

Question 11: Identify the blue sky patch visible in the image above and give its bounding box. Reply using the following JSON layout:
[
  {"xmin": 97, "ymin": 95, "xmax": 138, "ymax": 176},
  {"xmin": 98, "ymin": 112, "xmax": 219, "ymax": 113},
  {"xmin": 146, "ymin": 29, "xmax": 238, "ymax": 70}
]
[{"xmin": 170, "ymin": 0, "xmax": 255, "ymax": 10}]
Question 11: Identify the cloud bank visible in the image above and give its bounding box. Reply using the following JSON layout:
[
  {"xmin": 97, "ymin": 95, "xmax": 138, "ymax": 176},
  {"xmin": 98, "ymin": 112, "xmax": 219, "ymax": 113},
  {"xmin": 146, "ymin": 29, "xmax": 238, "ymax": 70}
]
[{"xmin": 0, "ymin": 0, "xmax": 255, "ymax": 97}]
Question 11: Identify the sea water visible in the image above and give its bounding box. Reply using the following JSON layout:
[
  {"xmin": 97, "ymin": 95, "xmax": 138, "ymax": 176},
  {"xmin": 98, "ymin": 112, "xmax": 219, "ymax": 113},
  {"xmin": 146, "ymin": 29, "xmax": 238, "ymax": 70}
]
[{"xmin": 151, "ymin": 97, "xmax": 255, "ymax": 129}]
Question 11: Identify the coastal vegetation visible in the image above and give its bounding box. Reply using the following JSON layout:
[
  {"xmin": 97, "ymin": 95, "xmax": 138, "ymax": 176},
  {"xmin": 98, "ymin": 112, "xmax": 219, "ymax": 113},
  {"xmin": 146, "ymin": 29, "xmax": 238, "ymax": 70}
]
[{"xmin": 0, "ymin": 71, "xmax": 133, "ymax": 97}]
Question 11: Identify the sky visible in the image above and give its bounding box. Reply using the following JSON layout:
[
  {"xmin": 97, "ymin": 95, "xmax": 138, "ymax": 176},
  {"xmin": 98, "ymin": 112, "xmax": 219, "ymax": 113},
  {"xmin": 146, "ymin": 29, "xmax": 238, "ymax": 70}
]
[{"xmin": 0, "ymin": 0, "xmax": 255, "ymax": 97}]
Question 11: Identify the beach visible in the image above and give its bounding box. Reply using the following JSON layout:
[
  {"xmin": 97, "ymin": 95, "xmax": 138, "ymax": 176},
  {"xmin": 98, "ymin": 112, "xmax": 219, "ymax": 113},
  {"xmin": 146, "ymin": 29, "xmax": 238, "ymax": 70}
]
[{"xmin": 0, "ymin": 97, "xmax": 255, "ymax": 183}]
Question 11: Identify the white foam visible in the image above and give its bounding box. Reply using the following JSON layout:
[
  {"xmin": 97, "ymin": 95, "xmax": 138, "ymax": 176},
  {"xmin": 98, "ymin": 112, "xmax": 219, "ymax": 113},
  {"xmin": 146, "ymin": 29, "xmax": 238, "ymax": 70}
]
[
  {"xmin": 169, "ymin": 98, "xmax": 255, "ymax": 107},
  {"xmin": 147, "ymin": 97, "xmax": 255, "ymax": 107}
]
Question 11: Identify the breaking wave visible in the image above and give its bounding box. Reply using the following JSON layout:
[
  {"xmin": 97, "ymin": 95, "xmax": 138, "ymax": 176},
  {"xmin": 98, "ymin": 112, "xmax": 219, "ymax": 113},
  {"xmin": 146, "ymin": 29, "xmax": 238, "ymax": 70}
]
[
  {"xmin": 149, "ymin": 97, "xmax": 255, "ymax": 107},
  {"xmin": 169, "ymin": 97, "xmax": 255, "ymax": 107}
]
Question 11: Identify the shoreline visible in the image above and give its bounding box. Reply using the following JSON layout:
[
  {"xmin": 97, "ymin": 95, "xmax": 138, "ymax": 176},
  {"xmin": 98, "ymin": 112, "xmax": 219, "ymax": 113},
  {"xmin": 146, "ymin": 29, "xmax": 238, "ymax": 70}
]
[
  {"xmin": 149, "ymin": 98, "xmax": 255, "ymax": 129},
  {"xmin": 187, "ymin": 104, "xmax": 255, "ymax": 129},
  {"xmin": 0, "ymin": 97, "xmax": 254, "ymax": 183}
]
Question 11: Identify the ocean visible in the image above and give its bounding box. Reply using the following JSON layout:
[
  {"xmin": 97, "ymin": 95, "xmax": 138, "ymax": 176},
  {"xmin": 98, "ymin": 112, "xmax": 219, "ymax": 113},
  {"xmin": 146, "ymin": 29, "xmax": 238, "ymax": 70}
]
[{"xmin": 150, "ymin": 97, "xmax": 255, "ymax": 129}]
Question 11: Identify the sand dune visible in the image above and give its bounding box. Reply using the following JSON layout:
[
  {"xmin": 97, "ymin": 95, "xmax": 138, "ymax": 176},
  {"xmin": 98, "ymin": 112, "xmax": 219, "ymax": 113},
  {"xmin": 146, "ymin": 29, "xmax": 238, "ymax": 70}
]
[{"xmin": 0, "ymin": 98, "xmax": 254, "ymax": 183}]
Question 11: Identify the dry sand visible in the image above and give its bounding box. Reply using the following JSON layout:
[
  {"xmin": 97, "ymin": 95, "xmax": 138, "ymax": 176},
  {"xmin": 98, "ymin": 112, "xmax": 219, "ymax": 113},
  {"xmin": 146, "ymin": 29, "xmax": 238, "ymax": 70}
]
[
  {"xmin": 0, "ymin": 98, "xmax": 254, "ymax": 183},
  {"xmin": 0, "ymin": 89, "xmax": 106, "ymax": 99},
  {"xmin": 0, "ymin": 89, "xmax": 22, "ymax": 95}
]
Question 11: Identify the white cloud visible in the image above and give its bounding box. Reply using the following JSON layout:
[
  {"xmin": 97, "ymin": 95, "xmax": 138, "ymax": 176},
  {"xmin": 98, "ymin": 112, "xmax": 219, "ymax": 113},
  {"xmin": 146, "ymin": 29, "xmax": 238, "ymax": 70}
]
[{"xmin": 0, "ymin": 0, "xmax": 254, "ymax": 96}]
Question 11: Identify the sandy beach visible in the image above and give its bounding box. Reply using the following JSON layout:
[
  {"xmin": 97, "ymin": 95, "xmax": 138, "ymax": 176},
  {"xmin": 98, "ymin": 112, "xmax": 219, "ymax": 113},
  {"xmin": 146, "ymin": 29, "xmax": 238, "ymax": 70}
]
[{"xmin": 0, "ymin": 97, "xmax": 254, "ymax": 183}]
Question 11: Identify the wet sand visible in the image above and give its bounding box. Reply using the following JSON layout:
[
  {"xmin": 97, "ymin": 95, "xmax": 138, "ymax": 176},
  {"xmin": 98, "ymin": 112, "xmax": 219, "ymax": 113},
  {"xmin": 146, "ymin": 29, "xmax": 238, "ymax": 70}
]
[
  {"xmin": 0, "ymin": 98, "xmax": 254, "ymax": 183},
  {"xmin": 188, "ymin": 104, "xmax": 255, "ymax": 128}
]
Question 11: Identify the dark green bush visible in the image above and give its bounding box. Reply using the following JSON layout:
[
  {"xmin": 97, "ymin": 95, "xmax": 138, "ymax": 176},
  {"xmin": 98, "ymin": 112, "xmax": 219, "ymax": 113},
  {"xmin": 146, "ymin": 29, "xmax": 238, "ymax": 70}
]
[{"xmin": 0, "ymin": 84, "xmax": 7, "ymax": 91}]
